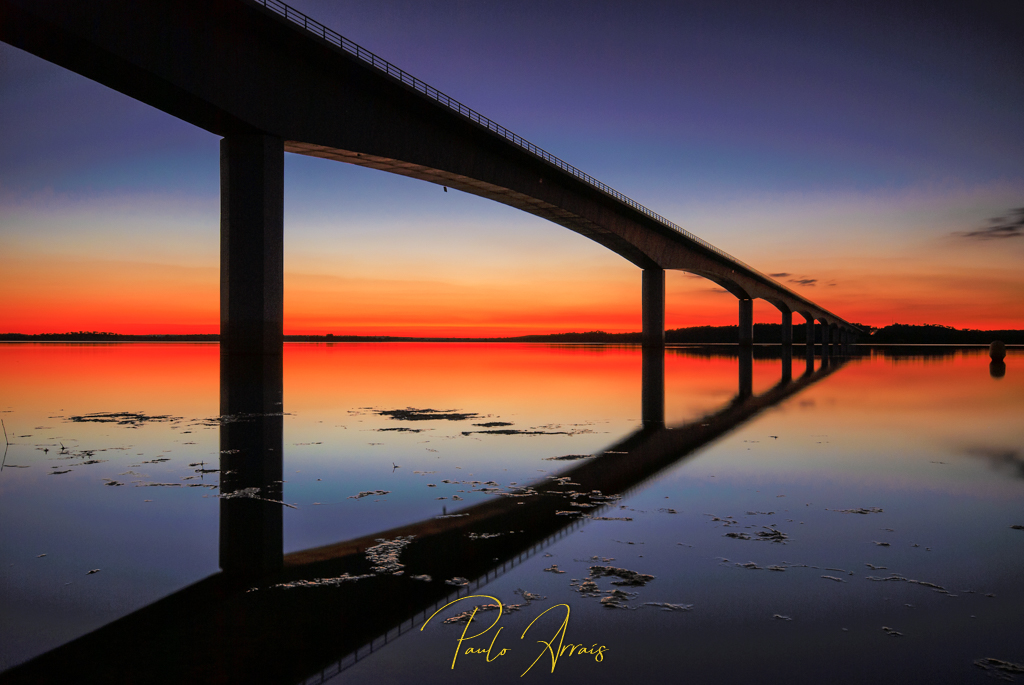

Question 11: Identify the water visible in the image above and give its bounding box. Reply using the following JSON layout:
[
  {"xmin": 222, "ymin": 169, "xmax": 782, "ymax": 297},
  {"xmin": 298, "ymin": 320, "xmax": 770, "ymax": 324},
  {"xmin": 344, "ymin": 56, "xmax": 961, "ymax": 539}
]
[{"xmin": 0, "ymin": 343, "xmax": 1021, "ymax": 684}]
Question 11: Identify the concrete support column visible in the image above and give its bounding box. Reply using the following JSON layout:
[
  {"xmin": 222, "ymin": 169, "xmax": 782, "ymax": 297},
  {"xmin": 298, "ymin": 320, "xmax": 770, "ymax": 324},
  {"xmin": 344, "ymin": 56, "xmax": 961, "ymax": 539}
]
[
  {"xmin": 738, "ymin": 299, "xmax": 753, "ymax": 346},
  {"xmin": 642, "ymin": 268, "xmax": 665, "ymax": 348},
  {"xmin": 830, "ymin": 324, "xmax": 839, "ymax": 354},
  {"xmin": 221, "ymin": 134, "xmax": 284, "ymax": 356},
  {"xmin": 781, "ymin": 309, "xmax": 793, "ymax": 346},
  {"xmin": 803, "ymin": 315, "xmax": 815, "ymax": 366},
  {"xmin": 822, "ymin": 321, "xmax": 832, "ymax": 355},
  {"xmin": 641, "ymin": 346, "xmax": 665, "ymax": 426}
]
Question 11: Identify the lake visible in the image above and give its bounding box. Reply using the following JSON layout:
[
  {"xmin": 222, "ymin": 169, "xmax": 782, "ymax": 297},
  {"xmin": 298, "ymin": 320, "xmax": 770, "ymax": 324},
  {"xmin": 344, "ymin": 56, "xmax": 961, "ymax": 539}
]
[{"xmin": 1, "ymin": 342, "xmax": 1021, "ymax": 684}]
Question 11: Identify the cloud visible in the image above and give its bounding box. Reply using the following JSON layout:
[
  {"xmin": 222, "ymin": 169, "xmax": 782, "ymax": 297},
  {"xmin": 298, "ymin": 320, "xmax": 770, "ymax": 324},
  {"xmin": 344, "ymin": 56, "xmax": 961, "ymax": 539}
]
[
  {"xmin": 788, "ymin": 278, "xmax": 817, "ymax": 287},
  {"xmin": 769, "ymin": 272, "xmax": 791, "ymax": 278},
  {"xmin": 956, "ymin": 207, "xmax": 1024, "ymax": 240}
]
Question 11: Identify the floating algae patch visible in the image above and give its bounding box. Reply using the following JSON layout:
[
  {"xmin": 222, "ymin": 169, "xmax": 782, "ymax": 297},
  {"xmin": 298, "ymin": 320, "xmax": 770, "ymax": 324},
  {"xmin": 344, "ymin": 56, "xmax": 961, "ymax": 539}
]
[
  {"xmin": 588, "ymin": 565, "xmax": 654, "ymax": 586},
  {"xmin": 217, "ymin": 486, "xmax": 295, "ymax": 507},
  {"xmin": 834, "ymin": 507, "xmax": 884, "ymax": 514},
  {"xmin": 599, "ymin": 589, "xmax": 638, "ymax": 609},
  {"xmin": 267, "ymin": 573, "xmax": 372, "ymax": 590},
  {"xmin": 377, "ymin": 408, "xmax": 480, "ymax": 422},
  {"xmin": 974, "ymin": 658, "xmax": 1024, "ymax": 679},
  {"xmin": 644, "ymin": 603, "xmax": 693, "ymax": 612},
  {"xmin": 365, "ymin": 535, "xmax": 415, "ymax": 575},
  {"xmin": 544, "ymin": 454, "xmax": 595, "ymax": 461},
  {"xmin": 67, "ymin": 411, "xmax": 182, "ymax": 427},
  {"xmin": 377, "ymin": 427, "xmax": 426, "ymax": 433},
  {"xmin": 461, "ymin": 428, "xmax": 575, "ymax": 436},
  {"xmin": 443, "ymin": 602, "xmax": 525, "ymax": 624},
  {"xmin": 349, "ymin": 490, "xmax": 390, "ymax": 499},
  {"xmin": 472, "ymin": 422, "xmax": 514, "ymax": 428}
]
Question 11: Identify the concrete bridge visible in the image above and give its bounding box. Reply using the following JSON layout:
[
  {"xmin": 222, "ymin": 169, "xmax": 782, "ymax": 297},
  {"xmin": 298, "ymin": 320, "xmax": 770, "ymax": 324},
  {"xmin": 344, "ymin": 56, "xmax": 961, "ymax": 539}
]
[{"xmin": 0, "ymin": 0, "xmax": 861, "ymax": 348}]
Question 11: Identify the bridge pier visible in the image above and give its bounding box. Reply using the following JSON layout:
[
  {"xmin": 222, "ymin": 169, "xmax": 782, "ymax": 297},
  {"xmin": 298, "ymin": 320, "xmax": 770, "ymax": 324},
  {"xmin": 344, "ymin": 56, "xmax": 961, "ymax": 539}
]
[
  {"xmin": 738, "ymin": 299, "xmax": 753, "ymax": 346},
  {"xmin": 821, "ymin": 321, "xmax": 832, "ymax": 356},
  {"xmin": 221, "ymin": 134, "xmax": 285, "ymax": 356},
  {"xmin": 642, "ymin": 268, "xmax": 665, "ymax": 348},
  {"xmin": 781, "ymin": 309, "xmax": 793, "ymax": 346}
]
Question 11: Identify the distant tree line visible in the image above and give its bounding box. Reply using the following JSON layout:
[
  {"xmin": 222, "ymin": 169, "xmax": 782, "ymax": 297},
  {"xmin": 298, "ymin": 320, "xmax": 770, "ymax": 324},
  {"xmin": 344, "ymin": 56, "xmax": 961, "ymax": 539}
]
[{"xmin": 2, "ymin": 324, "xmax": 1019, "ymax": 344}]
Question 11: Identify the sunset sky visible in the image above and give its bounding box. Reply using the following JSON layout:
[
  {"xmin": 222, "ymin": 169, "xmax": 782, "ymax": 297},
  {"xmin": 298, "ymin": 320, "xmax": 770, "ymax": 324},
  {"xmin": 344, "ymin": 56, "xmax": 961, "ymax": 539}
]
[{"xmin": 1, "ymin": 0, "xmax": 1022, "ymax": 335}]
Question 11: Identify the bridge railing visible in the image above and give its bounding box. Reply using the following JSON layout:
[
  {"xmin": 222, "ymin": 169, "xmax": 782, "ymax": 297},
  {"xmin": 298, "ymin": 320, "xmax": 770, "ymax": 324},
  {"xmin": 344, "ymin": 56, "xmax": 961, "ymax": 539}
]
[{"xmin": 250, "ymin": 0, "xmax": 818, "ymax": 307}]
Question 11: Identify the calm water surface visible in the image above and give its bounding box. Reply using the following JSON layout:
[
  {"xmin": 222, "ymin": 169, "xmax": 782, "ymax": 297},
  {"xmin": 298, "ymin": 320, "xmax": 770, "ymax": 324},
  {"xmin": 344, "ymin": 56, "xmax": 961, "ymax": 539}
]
[{"xmin": 0, "ymin": 343, "xmax": 1021, "ymax": 684}]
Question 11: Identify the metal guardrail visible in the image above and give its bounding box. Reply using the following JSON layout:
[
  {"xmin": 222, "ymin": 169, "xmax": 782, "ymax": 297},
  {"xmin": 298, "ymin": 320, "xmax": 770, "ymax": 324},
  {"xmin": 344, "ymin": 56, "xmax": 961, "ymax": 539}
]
[{"xmin": 249, "ymin": 0, "xmax": 846, "ymax": 320}]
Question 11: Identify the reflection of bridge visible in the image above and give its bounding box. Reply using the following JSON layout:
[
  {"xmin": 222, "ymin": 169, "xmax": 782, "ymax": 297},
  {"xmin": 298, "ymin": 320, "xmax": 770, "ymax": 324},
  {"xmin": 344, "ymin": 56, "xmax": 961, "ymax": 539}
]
[
  {"xmin": 0, "ymin": 0, "xmax": 861, "ymax": 351},
  {"xmin": 0, "ymin": 348, "xmax": 846, "ymax": 684}
]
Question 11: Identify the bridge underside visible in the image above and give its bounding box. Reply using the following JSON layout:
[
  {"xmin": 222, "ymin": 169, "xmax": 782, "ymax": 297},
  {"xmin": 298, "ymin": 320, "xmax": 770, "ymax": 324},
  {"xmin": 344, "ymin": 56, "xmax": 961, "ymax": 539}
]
[{"xmin": 0, "ymin": 0, "xmax": 860, "ymax": 347}]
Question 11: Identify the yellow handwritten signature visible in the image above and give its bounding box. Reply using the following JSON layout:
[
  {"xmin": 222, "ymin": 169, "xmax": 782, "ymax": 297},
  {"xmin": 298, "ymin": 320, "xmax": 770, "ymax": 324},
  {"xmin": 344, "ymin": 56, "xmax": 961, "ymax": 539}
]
[{"xmin": 421, "ymin": 595, "xmax": 609, "ymax": 676}]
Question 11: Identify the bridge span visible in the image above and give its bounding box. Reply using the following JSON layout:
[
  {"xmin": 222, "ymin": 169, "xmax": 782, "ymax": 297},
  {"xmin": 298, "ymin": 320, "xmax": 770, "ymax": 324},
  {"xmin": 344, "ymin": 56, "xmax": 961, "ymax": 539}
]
[{"xmin": 0, "ymin": 0, "xmax": 861, "ymax": 349}]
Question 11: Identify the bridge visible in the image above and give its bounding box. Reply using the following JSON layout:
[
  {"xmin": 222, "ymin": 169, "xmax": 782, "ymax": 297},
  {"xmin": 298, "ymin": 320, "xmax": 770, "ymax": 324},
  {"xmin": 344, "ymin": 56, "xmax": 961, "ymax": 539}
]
[
  {"xmin": 0, "ymin": 347, "xmax": 848, "ymax": 684},
  {"xmin": 0, "ymin": 0, "xmax": 861, "ymax": 350}
]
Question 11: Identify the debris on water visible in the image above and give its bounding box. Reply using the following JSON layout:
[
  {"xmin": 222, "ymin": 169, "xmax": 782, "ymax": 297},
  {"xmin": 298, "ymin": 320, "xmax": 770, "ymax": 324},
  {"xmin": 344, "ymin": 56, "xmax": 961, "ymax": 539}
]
[
  {"xmin": 216, "ymin": 487, "xmax": 295, "ymax": 507},
  {"xmin": 515, "ymin": 589, "xmax": 547, "ymax": 602},
  {"xmin": 725, "ymin": 532, "xmax": 752, "ymax": 540},
  {"xmin": 572, "ymin": 579, "xmax": 601, "ymax": 596},
  {"xmin": 102, "ymin": 479, "xmax": 123, "ymax": 486},
  {"xmin": 746, "ymin": 511, "xmax": 775, "ymax": 516},
  {"xmin": 410, "ymin": 574, "xmax": 432, "ymax": 582},
  {"xmin": 881, "ymin": 626, "xmax": 903, "ymax": 637},
  {"xmin": 378, "ymin": 408, "xmax": 479, "ymax": 422},
  {"xmin": 467, "ymin": 532, "xmax": 503, "ymax": 540},
  {"xmin": 644, "ymin": 602, "xmax": 693, "ymax": 611},
  {"xmin": 835, "ymin": 507, "xmax": 884, "ymax": 514},
  {"xmin": 86, "ymin": 569, "xmax": 100, "ymax": 575},
  {"xmin": 269, "ymin": 573, "xmax": 371, "ymax": 589},
  {"xmin": 544, "ymin": 454, "xmax": 594, "ymax": 461},
  {"xmin": 866, "ymin": 564, "xmax": 887, "ymax": 570},
  {"xmin": 589, "ymin": 565, "xmax": 654, "ymax": 586},
  {"xmin": 473, "ymin": 422, "xmax": 513, "ymax": 428},
  {"xmin": 757, "ymin": 528, "xmax": 789, "ymax": 543},
  {"xmin": 555, "ymin": 511, "xmax": 583, "ymax": 516},
  {"xmin": 772, "ymin": 614, "xmax": 792, "ymax": 621},
  {"xmin": 49, "ymin": 470, "xmax": 72, "ymax": 475},
  {"xmin": 658, "ymin": 508, "xmax": 678, "ymax": 514},
  {"xmin": 867, "ymin": 574, "xmax": 908, "ymax": 582},
  {"xmin": 366, "ymin": 536, "xmax": 415, "ymax": 575},
  {"xmin": 463, "ymin": 428, "xmax": 575, "ymax": 436},
  {"xmin": 767, "ymin": 565, "xmax": 787, "ymax": 572},
  {"xmin": 872, "ymin": 541, "xmax": 891, "ymax": 546},
  {"xmin": 37, "ymin": 554, "xmax": 46, "ymax": 558},
  {"xmin": 737, "ymin": 562, "xmax": 762, "ymax": 570},
  {"xmin": 349, "ymin": 490, "xmax": 390, "ymax": 499},
  {"xmin": 600, "ymin": 589, "xmax": 637, "ymax": 609},
  {"xmin": 821, "ymin": 575, "xmax": 844, "ymax": 582},
  {"xmin": 67, "ymin": 412, "xmax": 181, "ymax": 426},
  {"xmin": 543, "ymin": 565, "xmax": 567, "ymax": 574},
  {"xmin": 1011, "ymin": 525, "xmax": 1024, "ymax": 531},
  {"xmin": 436, "ymin": 513, "xmax": 468, "ymax": 519},
  {"xmin": 973, "ymin": 658, "xmax": 1024, "ymax": 679},
  {"xmin": 589, "ymin": 516, "xmax": 633, "ymax": 521},
  {"xmin": 445, "ymin": 577, "xmax": 469, "ymax": 586}
]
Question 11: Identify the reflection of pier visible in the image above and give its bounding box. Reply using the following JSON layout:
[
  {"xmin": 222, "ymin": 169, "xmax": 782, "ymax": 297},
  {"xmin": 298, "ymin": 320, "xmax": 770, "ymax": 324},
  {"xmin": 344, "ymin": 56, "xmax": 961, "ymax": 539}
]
[{"xmin": 0, "ymin": 348, "xmax": 844, "ymax": 685}]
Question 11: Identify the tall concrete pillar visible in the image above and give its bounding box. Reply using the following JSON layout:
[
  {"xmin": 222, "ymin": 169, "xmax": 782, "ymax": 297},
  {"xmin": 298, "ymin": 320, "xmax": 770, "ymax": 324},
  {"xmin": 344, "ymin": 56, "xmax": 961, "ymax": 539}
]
[
  {"xmin": 221, "ymin": 134, "xmax": 284, "ymax": 356},
  {"xmin": 642, "ymin": 268, "xmax": 665, "ymax": 348},
  {"xmin": 781, "ymin": 309, "xmax": 793, "ymax": 346},
  {"xmin": 822, "ymin": 321, "xmax": 832, "ymax": 356},
  {"xmin": 641, "ymin": 346, "xmax": 665, "ymax": 425},
  {"xmin": 803, "ymin": 314, "xmax": 815, "ymax": 366},
  {"xmin": 738, "ymin": 299, "xmax": 753, "ymax": 346},
  {"xmin": 830, "ymin": 324, "xmax": 839, "ymax": 354}
]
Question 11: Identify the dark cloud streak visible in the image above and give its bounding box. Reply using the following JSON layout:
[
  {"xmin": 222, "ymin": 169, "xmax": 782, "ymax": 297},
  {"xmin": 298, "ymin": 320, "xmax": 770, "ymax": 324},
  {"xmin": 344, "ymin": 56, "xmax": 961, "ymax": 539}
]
[{"xmin": 956, "ymin": 208, "xmax": 1024, "ymax": 240}]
